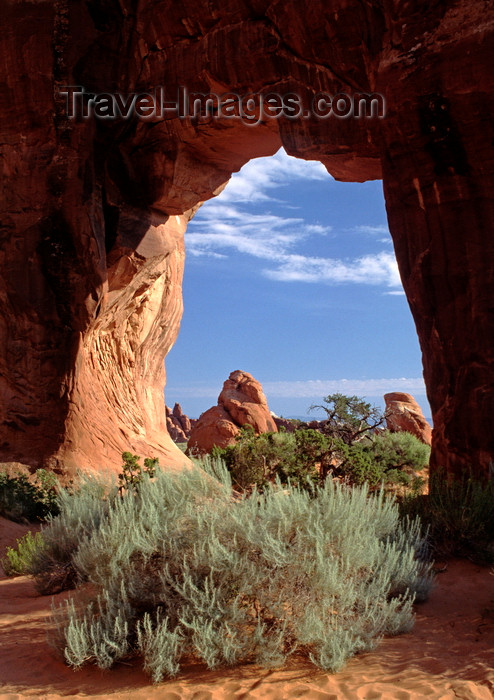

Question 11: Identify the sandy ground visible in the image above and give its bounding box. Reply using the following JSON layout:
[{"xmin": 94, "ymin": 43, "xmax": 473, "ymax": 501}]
[{"xmin": 1, "ymin": 517, "xmax": 493, "ymax": 700}]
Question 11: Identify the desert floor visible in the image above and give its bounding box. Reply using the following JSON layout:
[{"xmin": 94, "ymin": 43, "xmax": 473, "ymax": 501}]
[{"xmin": 1, "ymin": 516, "xmax": 493, "ymax": 700}]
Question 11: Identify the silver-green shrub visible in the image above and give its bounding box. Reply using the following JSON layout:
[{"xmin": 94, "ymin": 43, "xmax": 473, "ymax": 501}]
[
  {"xmin": 30, "ymin": 472, "xmax": 116, "ymax": 593},
  {"xmin": 53, "ymin": 458, "xmax": 433, "ymax": 681}
]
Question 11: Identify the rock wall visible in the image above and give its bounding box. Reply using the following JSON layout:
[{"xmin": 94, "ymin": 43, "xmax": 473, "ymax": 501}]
[{"xmin": 1, "ymin": 1, "xmax": 493, "ymax": 479}]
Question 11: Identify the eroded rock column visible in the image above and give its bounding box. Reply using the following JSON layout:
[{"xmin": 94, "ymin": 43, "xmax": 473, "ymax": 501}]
[{"xmin": 0, "ymin": 2, "xmax": 190, "ymax": 475}]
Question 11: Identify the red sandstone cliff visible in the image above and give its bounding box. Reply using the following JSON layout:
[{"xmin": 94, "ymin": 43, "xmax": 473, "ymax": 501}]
[{"xmin": 1, "ymin": 1, "xmax": 493, "ymax": 479}]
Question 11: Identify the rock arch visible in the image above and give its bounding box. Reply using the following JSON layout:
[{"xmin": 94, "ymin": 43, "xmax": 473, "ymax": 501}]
[{"xmin": 1, "ymin": 1, "xmax": 493, "ymax": 479}]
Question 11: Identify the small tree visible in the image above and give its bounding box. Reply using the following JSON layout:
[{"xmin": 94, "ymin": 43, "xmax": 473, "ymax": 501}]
[
  {"xmin": 119, "ymin": 453, "xmax": 158, "ymax": 493},
  {"xmin": 309, "ymin": 393, "xmax": 386, "ymax": 445}
]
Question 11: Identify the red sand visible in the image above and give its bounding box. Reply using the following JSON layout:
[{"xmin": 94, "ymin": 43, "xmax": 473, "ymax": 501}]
[{"xmin": 1, "ymin": 517, "xmax": 493, "ymax": 699}]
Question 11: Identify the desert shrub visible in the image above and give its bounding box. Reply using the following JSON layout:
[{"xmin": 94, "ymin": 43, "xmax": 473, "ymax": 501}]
[
  {"xmin": 0, "ymin": 469, "xmax": 60, "ymax": 522},
  {"xmin": 29, "ymin": 472, "xmax": 116, "ymax": 594},
  {"xmin": 12, "ymin": 455, "xmax": 160, "ymax": 592},
  {"xmin": 1, "ymin": 530, "xmax": 46, "ymax": 576},
  {"xmin": 212, "ymin": 426, "xmax": 298, "ymax": 488},
  {"xmin": 292, "ymin": 428, "xmax": 334, "ymax": 479},
  {"xmin": 336, "ymin": 432, "xmax": 430, "ymax": 488},
  {"xmin": 118, "ymin": 452, "xmax": 158, "ymax": 493},
  {"xmin": 401, "ymin": 471, "xmax": 494, "ymax": 563},
  {"xmin": 52, "ymin": 459, "xmax": 433, "ymax": 682},
  {"xmin": 215, "ymin": 423, "xmax": 428, "ymax": 492},
  {"xmin": 213, "ymin": 426, "xmax": 330, "ymax": 490}
]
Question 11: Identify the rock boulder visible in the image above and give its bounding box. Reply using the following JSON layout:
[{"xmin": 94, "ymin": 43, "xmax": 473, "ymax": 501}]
[
  {"xmin": 188, "ymin": 371, "xmax": 277, "ymax": 453},
  {"xmin": 384, "ymin": 393, "xmax": 432, "ymax": 446}
]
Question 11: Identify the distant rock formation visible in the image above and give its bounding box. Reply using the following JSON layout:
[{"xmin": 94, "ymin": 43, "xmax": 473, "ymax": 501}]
[
  {"xmin": 188, "ymin": 371, "xmax": 278, "ymax": 453},
  {"xmin": 384, "ymin": 393, "xmax": 432, "ymax": 446},
  {"xmin": 165, "ymin": 403, "xmax": 195, "ymax": 443},
  {"xmin": 273, "ymin": 417, "xmax": 327, "ymax": 433}
]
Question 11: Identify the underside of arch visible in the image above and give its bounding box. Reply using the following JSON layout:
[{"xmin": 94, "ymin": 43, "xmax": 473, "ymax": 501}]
[{"xmin": 1, "ymin": 1, "xmax": 493, "ymax": 479}]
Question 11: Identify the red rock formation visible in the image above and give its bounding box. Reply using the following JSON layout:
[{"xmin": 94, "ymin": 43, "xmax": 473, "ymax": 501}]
[
  {"xmin": 187, "ymin": 406, "xmax": 240, "ymax": 455},
  {"xmin": 172, "ymin": 404, "xmax": 191, "ymax": 435},
  {"xmin": 188, "ymin": 371, "xmax": 277, "ymax": 453},
  {"xmin": 165, "ymin": 406, "xmax": 187, "ymax": 443},
  {"xmin": 384, "ymin": 393, "xmax": 432, "ymax": 446},
  {"xmin": 1, "ymin": 1, "xmax": 493, "ymax": 480},
  {"xmin": 219, "ymin": 371, "xmax": 278, "ymax": 435},
  {"xmin": 165, "ymin": 403, "xmax": 192, "ymax": 442}
]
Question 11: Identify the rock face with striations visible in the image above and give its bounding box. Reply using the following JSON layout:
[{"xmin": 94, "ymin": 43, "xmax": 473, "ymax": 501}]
[
  {"xmin": 384, "ymin": 393, "xmax": 432, "ymax": 446},
  {"xmin": 188, "ymin": 371, "xmax": 278, "ymax": 454},
  {"xmin": 1, "ymin": 1, "xmax": 494, "ymax": 480}
]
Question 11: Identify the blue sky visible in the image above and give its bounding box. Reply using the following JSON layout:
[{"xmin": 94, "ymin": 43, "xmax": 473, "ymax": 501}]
[{"xmin": 165, "ymin": 148, "xmax": 431, "ymax": 422}]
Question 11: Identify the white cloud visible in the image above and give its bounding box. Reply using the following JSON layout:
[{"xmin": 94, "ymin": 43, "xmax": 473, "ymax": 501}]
[
  {"xmin": 188, "ymin": 249, "xmax": 227, "ymax": 259},
  {"xmin": 262, "ymin": 377, "xmax": 427, "ymax": 398},
  {"xmin": 219, "ymin": 148, "xmax": 329, "ymax": 203},
  {"xmin": 188, "ymin": 207, "xmax": 330, "ymax": 261},
  {"xmin": 384, "ymin": 290, "xmax": 406, "ymax": 296},
  {"xmin": 187, "ymin": 148, "xmax": 401, "ymax": 288},
  {"xmin": 352, "ymin": 225, "xmax": 389, "ymax": 236},
  {"xmin": 166, "ymin": 377, "xmax": 427, "ymax": 400},
  {"xmin": 349, "ymin": 225, "xmax": 393, "ymax": 246},
  {"xmin": 264, "ymin": 251, "xmax": 400, "ymax": 286}
]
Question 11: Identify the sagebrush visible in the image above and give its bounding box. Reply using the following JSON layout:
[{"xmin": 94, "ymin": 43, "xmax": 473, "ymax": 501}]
[
  {"xmin": 28, "ymin": 472, "xmax": 115, "ymax": 593},
  {"xmin": 2, "ymin": 530, "xmax": 45, "ymax": 576},
  {"xmin": 48, "ymin": 458, "xmax": 432, "ymax": 681}
]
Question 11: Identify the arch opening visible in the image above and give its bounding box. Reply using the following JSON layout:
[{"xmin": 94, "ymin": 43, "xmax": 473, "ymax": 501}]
[{"xmin": 166, "ymin": 148, "xmax": 430, "ymax": 429}]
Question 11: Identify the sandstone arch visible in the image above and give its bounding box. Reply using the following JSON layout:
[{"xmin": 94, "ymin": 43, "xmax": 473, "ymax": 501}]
[{"xmin": 1, "ymin": 1, "xmax": 493, "ymax": 479}]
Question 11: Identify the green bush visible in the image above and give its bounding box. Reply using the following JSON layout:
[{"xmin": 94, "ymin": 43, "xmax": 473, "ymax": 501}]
[
  {"xmin": 336, "ymin": 432, "xmax": 430, "ymax": 489},
  {"xmin": 0, "ymin": 469, "xmax": 60, "ymax": 522},
  {"xmin": 213, "ymin": 426, "xmax": 324, "ymax": 489},
  {"xmin": 51, "ymin": 459, "xmax": 433, "ymax": 682},
  {"xmin": 401, "ymin": 472, "xmax": 494, "ymax": 563},
  {"xmin": 213, "ymin": 424, "xmax": 428, "ymax": 492},
  {"xmin": 118, "ymin": 452, "xmax": 158, "ymax": 493},
  {"xmin": 2, "ymin": 530, "xmax": 46, "ymax": 576}
]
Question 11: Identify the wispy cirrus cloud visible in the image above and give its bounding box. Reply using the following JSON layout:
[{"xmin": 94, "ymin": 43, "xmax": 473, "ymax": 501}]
[
  {"xmin": 262, "ymin": 377, "xmax": 426, "ymax": 398},
  {"xmin": 167, "ymin": 376, "xmax": 427, "ymax": 400},
  {"xmin": 218, "ymin": 148, "xmax": 329, "ymax": 203},
  {"xmin": 264, "ymin": 251, "xmax": 400, "ymax": 286},
  {"xmin": 187, "ymin": 205, "xmax": 330, "ymax": 262},
  {"xmin": 351, "ymin": 224, "xmax": 389, "ymax": 236},
  {"xmin": 187, "ymin": 148, "xmax": 403, "ymax": 289}
]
